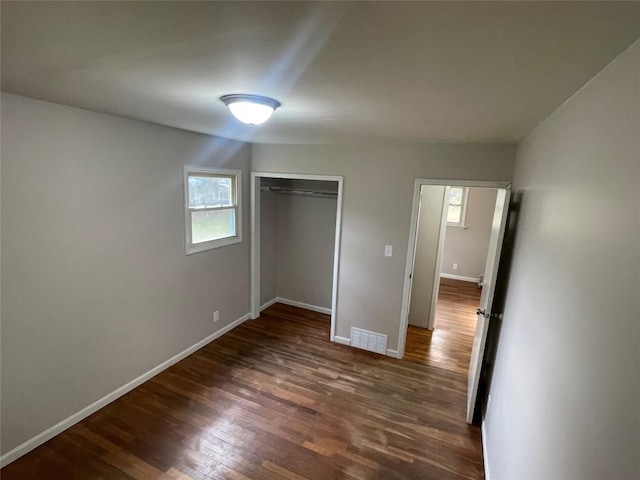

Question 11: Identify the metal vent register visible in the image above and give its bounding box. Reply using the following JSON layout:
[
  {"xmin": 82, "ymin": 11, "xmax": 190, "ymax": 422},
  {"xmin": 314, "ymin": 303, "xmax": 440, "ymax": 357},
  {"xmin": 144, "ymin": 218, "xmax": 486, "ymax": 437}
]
[{"xmin": 350, "ymin": 327, "xmax": 387, "ymax": 354}]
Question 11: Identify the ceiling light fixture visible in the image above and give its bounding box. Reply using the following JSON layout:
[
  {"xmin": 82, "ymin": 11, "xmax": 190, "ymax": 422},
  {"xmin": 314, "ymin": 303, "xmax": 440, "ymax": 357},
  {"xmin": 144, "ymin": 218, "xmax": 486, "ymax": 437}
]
[{"xmin": 220, "ymin": 94, "xmax": 281, "ymax": 126}]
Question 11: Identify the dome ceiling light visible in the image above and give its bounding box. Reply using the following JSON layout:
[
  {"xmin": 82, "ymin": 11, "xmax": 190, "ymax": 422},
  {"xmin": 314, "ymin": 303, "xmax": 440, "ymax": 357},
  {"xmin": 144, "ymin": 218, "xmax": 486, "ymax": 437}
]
[{"xmin": 220, "ymin": 94, "xmax": 281, "ymax": 126}]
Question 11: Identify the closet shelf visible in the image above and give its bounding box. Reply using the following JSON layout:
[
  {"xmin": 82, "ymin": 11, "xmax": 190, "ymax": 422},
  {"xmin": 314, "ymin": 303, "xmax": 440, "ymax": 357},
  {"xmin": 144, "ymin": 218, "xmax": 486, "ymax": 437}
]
[{"xmin": 261, "ymin": 185, "xmax": 338, "ymax": 198}]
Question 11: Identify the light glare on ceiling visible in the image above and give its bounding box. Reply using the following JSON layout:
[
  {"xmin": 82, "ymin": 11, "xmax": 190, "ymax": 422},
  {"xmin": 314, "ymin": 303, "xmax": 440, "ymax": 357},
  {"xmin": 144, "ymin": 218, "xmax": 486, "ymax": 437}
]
[{"xmin": 220, "ymin": 94, "xmax": 281, "ymax": 125}]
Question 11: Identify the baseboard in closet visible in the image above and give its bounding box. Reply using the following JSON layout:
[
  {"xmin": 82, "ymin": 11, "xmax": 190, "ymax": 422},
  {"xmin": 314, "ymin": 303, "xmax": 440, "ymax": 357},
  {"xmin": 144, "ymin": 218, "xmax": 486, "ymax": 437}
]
[{"xmin": 261, "ymin": 297, "xmax": 332, "ymax": 315}]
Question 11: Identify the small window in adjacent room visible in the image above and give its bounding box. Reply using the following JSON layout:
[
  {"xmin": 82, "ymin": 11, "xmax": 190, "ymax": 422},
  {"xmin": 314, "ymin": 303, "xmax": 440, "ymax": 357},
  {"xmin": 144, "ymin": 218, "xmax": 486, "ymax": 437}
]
[
  {"xmin": 447, "ymin": 186, "xmax": 468, "ymax": 227},
  {"xmin": 184, "ymin": 166, "xmax": 242, "ymax": 255}
]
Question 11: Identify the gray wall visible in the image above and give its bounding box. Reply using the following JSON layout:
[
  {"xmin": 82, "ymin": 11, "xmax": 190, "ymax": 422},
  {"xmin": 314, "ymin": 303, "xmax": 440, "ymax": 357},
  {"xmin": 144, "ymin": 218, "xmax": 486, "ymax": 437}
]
[
  {"xmin": 441, "ymin": 187, "xmax": 498, "ymax": 279},
  {"xmin": 276, "ymin": 194, "xmax": 336, "ymax": 309},
  {"xmin": 0, "ymin": 94, "xmax": 251, "ymax": 455},
  {"xmin": 259, "ymin": 190, "xmax": 279, "ymax": 305},
  {"xmin": 251, "ymin": 143, "xmax": 515, "ymax": 348},
  {"xmin": 484, "ymin": 40, "xmax": 640, "ymax": 478},
  {"xmin": 259, "ymin": 187, "xmax": 337, "ymax": 310},
  {"xmin": 408, "ymin": 185, "xmax": 445, "ymax": 328}
]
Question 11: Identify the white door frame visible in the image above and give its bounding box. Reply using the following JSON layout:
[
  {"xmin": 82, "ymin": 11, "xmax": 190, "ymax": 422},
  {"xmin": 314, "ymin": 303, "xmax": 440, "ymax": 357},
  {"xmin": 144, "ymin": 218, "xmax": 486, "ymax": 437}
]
[
  {"xmin": 250, "ymin": 171, "xmax": 344, "ymax": 342},
  {"xmin": 397, "ymin": 178, "xmax": 511, "ymax": 359}
]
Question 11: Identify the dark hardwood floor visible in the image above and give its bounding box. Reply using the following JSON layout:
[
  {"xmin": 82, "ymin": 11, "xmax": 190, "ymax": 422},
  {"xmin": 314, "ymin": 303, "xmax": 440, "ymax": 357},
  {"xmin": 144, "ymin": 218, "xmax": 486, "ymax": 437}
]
[
  {"xmin": 1, "ymin": 302, "xmax": 484, "ymax": 479},
  {"xmin": 404, "ymin": 278, "xmax": 482, "ymax": 375}
]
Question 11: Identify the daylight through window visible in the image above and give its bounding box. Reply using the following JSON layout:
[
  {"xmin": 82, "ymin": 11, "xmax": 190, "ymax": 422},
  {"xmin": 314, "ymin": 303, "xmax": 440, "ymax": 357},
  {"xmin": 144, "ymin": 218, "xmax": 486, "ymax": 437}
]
[
  {"xmin": 184, "ymin": 167, "xmax": 241, "ymax": 254},
  {"xmin": 447, "ymin": 186, "xmax": 468, "ymax": 227}
]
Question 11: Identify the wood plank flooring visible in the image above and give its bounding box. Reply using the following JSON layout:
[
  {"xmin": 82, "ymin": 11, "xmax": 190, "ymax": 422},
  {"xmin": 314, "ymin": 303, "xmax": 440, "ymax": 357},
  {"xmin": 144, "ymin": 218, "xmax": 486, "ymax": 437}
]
[
  {"xmin": 404, "ymin": 279, "xmax": 482, "ymax": 375},
  {"xmin": 2, "ymin": 302, "xmax": 484, "ymax": 479}
]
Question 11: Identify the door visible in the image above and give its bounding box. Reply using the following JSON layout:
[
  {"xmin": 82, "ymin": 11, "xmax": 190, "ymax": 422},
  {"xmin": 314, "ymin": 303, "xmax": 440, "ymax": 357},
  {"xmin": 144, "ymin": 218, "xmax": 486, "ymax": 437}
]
[{"xmin": 466, "ymin": 188, "xmax": 510, "ymax": 424}]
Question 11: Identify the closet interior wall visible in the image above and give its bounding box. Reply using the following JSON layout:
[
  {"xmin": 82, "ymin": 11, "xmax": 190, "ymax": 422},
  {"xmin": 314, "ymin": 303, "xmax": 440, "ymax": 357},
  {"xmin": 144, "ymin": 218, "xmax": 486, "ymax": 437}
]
[{"xmin": 259, "ymin": 178, "xmax": 338, "ymax": 312}]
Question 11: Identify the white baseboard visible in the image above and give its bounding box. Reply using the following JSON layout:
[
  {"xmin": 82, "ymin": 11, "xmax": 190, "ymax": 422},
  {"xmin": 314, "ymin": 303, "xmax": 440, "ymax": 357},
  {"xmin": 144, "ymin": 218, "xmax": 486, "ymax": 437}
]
[
  {"xmin": 260, "ymin": 297, "xmax": 279, "ymax": 312},
  {"xmin": 274, "ymin": 297, "xmax": 332, "ymax": 315},
  {"xmin": 386, "ymin": 349, "xmax": 400, "ymax": 358},
  {"xmin": 0, "ymin": 312, "xmax": 251, "ymax": 468},
  {"xmin": 482, "ymin": 421, "xmax": 491, "ymax": 480},
  {"xmin": 440, "ymin": 273, "xmax": 480, "ymax": 283}
]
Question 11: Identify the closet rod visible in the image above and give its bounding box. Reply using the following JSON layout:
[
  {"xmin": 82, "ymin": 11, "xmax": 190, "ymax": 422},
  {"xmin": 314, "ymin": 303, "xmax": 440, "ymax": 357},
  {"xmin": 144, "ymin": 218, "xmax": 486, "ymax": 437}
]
[{"xmin": 260, "ymin": 185, "xmax": 338, "ymax": 198}]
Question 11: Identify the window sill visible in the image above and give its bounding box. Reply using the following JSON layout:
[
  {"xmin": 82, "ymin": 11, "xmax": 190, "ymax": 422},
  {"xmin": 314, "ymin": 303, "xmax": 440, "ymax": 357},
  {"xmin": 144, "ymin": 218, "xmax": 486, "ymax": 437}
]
[
  {"xmin": 447, "ymin": 223, "xmax": 468, "ymax": 229},
  {"xmin": 186, "ymin": 235, "xmax": 242, "ymax": 255}
]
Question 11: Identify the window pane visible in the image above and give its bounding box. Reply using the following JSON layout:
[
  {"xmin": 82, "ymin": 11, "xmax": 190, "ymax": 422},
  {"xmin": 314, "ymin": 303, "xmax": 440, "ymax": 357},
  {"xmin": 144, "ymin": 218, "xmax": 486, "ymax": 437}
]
[
  {"xmin": 449, "ymin": 187, "xmax": 463, "ymax": 206},
  {"xmin": 191, "ymin": 209, "xmax": 236, "ymax": 244},
  {"xmin": 448, "ymin": 205, "xmax": 462, "ymax": 223},
  {"xmin": 188, "ymin": 176, "xmax": 233, "ymax": 208}
]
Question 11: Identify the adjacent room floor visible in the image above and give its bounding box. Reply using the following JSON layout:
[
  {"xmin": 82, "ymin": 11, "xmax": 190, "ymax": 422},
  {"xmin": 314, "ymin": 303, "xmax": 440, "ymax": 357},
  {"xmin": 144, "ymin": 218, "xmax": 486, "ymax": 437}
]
[
  {"xmin": 404, "ymin": 278, "xmax": 482, "ymax": 375},
  {"xmin": 1, "ymin": 302, "xmax": 484, "ymax": 479}
]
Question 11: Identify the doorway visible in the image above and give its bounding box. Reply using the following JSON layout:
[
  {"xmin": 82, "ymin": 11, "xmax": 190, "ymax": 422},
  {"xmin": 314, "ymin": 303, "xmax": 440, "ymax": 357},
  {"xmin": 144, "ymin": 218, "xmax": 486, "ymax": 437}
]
[
  {"xmin": 406, "ymin": 185, "xmax": 500, "ymax": 372},
  {"xmin": 250, "ymin": 172, "xmax": 344, "ymax": 342},
  {"xmin": 398, "ymin": 179, "xmax": 511, "ymax": 423}
]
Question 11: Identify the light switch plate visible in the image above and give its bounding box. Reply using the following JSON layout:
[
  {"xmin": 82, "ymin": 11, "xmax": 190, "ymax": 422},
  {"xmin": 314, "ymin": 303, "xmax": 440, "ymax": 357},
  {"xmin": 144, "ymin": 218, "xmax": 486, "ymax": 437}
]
[{"xmin": 384, "ymin": 245, "xmax": 393, "ymax": 257}]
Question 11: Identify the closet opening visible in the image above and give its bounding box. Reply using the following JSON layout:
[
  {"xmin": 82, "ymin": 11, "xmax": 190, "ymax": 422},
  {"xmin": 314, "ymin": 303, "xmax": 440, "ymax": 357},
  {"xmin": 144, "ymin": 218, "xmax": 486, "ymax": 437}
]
[{"xmin": 250, "ymin": 173, "xmax": 343, "ymax": 342}]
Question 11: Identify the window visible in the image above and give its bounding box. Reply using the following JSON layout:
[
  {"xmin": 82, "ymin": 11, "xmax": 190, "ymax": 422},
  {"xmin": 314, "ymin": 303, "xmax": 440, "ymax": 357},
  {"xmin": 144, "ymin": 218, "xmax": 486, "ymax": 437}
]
[
  {"xmin": 447, "ymin": 186, "xmax": 468, "ymax": 227},
  {"xmin": 184, "ymin": 166, "xmax": 241, "ymax": 254}
]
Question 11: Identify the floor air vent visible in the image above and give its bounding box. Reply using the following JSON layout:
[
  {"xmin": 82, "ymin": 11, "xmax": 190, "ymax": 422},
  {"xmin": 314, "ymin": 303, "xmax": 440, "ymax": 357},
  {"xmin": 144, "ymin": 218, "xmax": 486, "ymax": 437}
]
[{"xmin": 350, "ymin": 327, "xmax": 387, "ymax": 354}]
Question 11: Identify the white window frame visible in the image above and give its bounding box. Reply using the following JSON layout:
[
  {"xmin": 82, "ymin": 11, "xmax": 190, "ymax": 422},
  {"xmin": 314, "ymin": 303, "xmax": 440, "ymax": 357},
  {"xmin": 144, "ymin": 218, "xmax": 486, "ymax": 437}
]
[
  {"xmin": 183, "ymin": 166, "xmax": 242, "ymax": 255},
  {"xmin": 447, "ymin": 186, "xmax": 469, "ymax": 227}
]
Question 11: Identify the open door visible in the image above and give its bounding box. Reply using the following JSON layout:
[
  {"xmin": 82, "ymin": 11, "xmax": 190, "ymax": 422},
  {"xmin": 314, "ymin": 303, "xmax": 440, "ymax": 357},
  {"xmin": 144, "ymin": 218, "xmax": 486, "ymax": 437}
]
[{"xmin": 466, "ymin": 188, "xmax": 510, "ymax": 424}]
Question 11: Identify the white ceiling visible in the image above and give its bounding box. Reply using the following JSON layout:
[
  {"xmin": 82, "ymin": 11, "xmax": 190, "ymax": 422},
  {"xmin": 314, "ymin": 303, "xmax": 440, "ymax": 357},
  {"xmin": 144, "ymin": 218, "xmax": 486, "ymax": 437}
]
[{"xmin": 2, "ymin": 1, "xmax": 639, "ymax": 144}]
